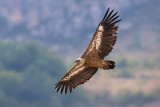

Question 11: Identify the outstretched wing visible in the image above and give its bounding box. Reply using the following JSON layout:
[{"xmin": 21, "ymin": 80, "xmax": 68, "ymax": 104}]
[
  {"xmin": 55, "ymin": 63, "xmax": 98, "ymax": 94},
  {"xmin": 82, "ymin": 8, "xmax": 121, "ymax": 58}
]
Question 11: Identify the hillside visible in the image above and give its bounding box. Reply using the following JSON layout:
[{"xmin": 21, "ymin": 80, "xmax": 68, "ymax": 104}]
[{"xmin": 0, "ymin": 0, "xmax": 159, "ymax": 59}]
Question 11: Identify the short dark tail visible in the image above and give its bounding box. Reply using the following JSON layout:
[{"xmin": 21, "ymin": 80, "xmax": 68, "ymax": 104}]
[{"xmin": 107, "ymin": 61, "xmax": 115, "ymax": 69}]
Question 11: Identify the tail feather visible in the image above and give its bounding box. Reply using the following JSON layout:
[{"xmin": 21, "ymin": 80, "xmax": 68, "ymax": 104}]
[{"xmin": 107, "ymin": 61, "xmax": 115, "ymax": 69}]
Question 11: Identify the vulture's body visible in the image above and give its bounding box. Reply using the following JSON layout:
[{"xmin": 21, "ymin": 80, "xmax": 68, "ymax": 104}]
[{"xmin": 55, "ymin": 8, "xmax": 121, "ymax": 94}]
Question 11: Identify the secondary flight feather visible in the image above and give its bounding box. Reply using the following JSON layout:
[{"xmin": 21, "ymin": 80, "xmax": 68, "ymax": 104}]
[{"xmin": 55, "ymin": 8, "xmax": 121, "ymax": 94}]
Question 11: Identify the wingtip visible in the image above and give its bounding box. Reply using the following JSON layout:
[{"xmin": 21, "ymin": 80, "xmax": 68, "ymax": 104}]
[
  {"xmin": 60, "ymin": 83, "xmax": 65, "ymax": 94},
  {"xmin": 54, "ymin": 84, "xmax": 58, "ymax": 89},
  {"xmin": 111, "ymin": 9, "xmax": 114, "ymax": 13},
  {"xmin": 102, "ymin": 8, "xmax": 114, "ymax": 23},
  {"xmin": 102, "ymin": 7, "xmax": 110, "ymax": 22},
  {"xmin": 54, "ymin": 83, "xmax": 57, "ymax": 86}
]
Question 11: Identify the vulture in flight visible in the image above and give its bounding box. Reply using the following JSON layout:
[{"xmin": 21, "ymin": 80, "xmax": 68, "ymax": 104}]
[{"xmin": 55, "ymin": 8, "xmax": 121, "ymax": 94}]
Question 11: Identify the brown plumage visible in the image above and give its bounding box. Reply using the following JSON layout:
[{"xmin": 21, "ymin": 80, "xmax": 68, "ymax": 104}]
[{"xmin": 55, "ymin": 8, "xmax": 121, "ymax": 94}]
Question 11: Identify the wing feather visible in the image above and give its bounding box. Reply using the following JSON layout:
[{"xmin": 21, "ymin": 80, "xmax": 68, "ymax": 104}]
[
  {"xmin": 102, "ymin": 8, "xmax": 110, "ymax": 22},
  {"xmin": 82, "ymin": 8, "xmax": 121, "ymax": 58},
  {"xmin": 55, "ymin": 8, "xmax": 121, "ymax": 94},
  {"xmin": 69, "ymin": 83, "xmax": 72, "ymax": 93},
  {"xmin": 61, "ymin": 82, "xmax": 65, "ymax": 94},
  {"xmin": 65, "ymin": 81, "xmax": 68, "ymax": 94},
  {"xmin": 55, "ymin": 63, "xmax": 98, "ymax": 94}
]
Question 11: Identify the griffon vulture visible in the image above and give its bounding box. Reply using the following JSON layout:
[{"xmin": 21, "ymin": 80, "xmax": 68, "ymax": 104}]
[{"xmin": 55, "ymin": 8, "xmax": 121, "ymax": 94}]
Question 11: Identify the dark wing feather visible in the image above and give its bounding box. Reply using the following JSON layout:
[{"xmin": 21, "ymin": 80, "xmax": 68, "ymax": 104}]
[
  {"xmin": 55, "ymin": 63, "xmax": 98, "ymax": 94},
  {"xmin": 82, "ymin": 8, "xmax": 121, "ymax": 58}
]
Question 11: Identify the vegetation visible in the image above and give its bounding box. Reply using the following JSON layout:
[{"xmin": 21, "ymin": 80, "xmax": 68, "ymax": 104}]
[
  {"xmin": 0, "ymin": 42, "xmax": 159, "ymax": 107},
  {"xmin": 0, "ymin": 42, "xmax": 67, "ymax": 107}
]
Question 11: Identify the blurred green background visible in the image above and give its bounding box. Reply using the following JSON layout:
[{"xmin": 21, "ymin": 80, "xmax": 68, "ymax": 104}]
[{"xmin": 0, "ymin": 0, "xmax": 160, "ymax": 107}]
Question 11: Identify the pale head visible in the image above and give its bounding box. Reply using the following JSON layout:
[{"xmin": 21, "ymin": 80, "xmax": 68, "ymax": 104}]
[{"xmin": 75, "ymin": 57, "xmax": 83, "ymax": 63}]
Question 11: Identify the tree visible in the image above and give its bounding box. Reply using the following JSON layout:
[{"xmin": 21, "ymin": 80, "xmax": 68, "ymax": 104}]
[{"xmin": 0, "ymin": 42, "xmax": 66, "ymax": 107}]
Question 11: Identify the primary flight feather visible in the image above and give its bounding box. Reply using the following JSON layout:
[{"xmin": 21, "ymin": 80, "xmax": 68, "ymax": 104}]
[{"xmin": 55, "ymin": 8, "xmax": 121, "ymax": 94}]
